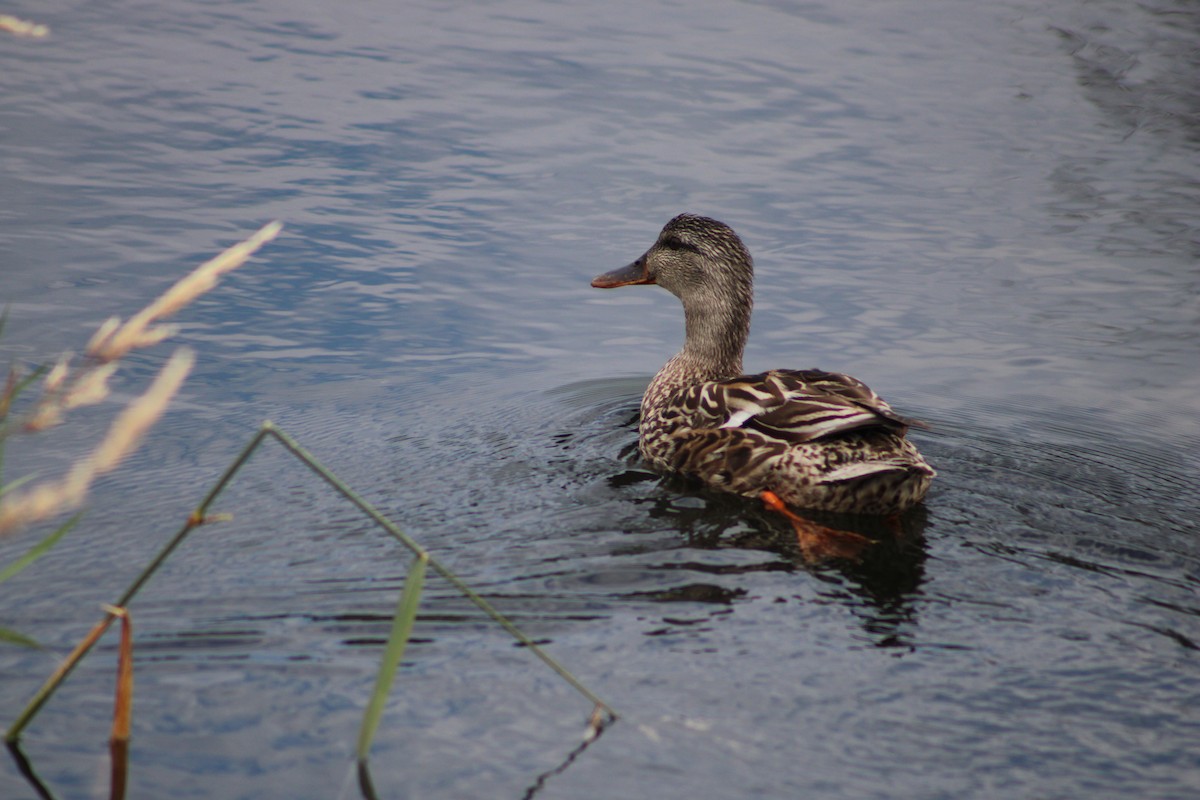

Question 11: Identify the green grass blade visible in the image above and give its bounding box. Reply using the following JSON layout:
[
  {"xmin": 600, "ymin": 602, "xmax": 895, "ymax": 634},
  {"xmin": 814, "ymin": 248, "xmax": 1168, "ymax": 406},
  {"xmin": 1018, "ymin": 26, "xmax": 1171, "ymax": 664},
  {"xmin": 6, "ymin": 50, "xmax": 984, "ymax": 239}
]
[
  {"xmin": 6, "ymin": 420, "xmax": 616, "ymax": 749},
  {"xmin": 0, "ymin": 362, "xmax": 50, "ymax": 447},
  {"xmin": 10, "ymin": 364, "xmax": 48, "ymax": 400},
  {"xmin": 0, "ymin": 513, "xmax": 80, "ymax": 584},
  {"xmin": 262, "ymin": 424, "xmax": 618, "ymax": 721},
  {"xmin": 0, "ymin": 628, "xmax": 40, "ymax": 648},
  {"xmin": 356, "ymin": 552, "xmax": 427, "ymax": 763},
  {"xmin": 0, "ymin": 473, "xmax": 38, "ymax": 498}
]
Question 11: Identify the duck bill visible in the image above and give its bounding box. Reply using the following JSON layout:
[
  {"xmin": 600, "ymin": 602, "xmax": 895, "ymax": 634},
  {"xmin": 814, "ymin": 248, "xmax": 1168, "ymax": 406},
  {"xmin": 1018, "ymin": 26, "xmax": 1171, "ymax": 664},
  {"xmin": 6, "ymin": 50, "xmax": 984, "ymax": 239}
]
[{"xmin": 591, "ymin": 258, "xmax": 654, "ymax": 288}]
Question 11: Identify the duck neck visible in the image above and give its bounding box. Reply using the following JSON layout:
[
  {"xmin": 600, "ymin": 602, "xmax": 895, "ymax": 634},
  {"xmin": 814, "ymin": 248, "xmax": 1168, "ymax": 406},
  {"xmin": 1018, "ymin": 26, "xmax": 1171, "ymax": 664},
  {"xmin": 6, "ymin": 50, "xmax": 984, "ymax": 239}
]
[{"xmin": 677, "ymin": 291, "xmax": 750, "ymax": 381}]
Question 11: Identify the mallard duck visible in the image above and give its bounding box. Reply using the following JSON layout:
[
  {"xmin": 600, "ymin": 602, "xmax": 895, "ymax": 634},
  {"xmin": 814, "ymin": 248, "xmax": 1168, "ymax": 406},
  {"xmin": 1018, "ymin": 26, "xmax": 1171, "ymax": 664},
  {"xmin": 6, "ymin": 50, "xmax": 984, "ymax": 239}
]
[{"xmin": 592, "ymin": 214, "xmax": 934, "ymax": 556}]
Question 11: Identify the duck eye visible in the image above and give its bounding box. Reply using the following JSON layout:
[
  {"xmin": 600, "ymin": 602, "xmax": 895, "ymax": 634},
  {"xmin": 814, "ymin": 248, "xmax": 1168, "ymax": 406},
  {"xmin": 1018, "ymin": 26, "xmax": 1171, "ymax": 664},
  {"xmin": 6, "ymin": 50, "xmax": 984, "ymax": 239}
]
[{"xmin": 661, "ymin": 236, "xmax": 698, "ymax": 253}]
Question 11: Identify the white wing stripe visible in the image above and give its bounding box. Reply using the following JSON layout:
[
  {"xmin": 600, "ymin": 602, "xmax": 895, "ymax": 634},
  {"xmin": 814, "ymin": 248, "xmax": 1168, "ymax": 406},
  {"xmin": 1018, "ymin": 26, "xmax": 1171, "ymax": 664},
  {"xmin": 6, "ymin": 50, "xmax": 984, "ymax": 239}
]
[{"xmin": 720, "ymin": 409, "xmax": 757, "ymax": 428}]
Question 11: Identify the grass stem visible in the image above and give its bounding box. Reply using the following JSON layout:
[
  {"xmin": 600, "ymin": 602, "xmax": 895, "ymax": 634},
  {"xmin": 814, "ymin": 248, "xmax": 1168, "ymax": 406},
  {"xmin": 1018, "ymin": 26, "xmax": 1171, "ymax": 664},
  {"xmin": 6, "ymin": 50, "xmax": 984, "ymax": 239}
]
[
  {"xmin": 356, "ymin": 552, "xmax": 427, "ymax": 763},
  {"xmin": 5, "ymin": 421, "xmax": 617, "ymax": 750}
]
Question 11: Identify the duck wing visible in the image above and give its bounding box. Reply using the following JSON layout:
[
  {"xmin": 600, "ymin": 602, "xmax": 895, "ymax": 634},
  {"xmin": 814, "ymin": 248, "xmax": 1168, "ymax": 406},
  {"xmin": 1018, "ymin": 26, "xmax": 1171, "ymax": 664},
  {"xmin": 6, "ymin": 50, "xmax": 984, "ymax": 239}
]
[{"xmin": 686, "ymin": 369, "xmax": 920, "ymax": 443}]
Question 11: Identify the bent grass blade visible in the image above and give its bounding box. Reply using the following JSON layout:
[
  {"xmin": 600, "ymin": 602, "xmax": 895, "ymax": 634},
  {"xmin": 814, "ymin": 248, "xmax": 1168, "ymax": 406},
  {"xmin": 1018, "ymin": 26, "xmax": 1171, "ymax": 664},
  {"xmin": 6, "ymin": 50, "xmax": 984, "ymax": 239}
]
[
  {"xmin": 0, "ymin": 514, "xmax": 81, "ymax": 648},
  {"xmin": 357, "ymin": 552, "xmax": 427, "ymax": 764},
  {"xmin": 4, "ymin": 421, "xmax": 617, "ymax": 796}
]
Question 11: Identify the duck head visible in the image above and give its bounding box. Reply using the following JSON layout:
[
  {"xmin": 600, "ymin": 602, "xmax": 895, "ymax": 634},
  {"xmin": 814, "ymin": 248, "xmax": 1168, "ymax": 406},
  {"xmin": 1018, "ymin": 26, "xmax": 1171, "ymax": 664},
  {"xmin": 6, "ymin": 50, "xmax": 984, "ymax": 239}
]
[
  {"xmin": 591, "ymin": 214, "xmax": 754, "ymax": 299},
  {"xmin": 592, "ymin": 214, "xmax": 755, "ymax": 376}
]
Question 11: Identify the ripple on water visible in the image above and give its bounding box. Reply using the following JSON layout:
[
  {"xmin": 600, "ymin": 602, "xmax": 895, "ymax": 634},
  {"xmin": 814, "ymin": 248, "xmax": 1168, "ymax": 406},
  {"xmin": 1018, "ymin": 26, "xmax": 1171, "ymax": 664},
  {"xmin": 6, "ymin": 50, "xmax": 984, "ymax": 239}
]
[{"xmin": 3, "ymin": 0, "xmax": 1200, "ymax": 797}]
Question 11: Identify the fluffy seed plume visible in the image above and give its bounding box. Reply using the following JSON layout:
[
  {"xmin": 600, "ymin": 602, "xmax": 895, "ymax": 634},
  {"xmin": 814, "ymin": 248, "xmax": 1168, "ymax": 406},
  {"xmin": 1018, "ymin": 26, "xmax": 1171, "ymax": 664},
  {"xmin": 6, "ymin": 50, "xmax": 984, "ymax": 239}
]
[
  {"xmin": 0, "ymin": 349, "xmax": 195, "ymax": 536},
  {"xmin": 85, "ymin": 318, "xmax": 121, "ymax": 357},
  {"xmin": 43, "ymin": 352, "xmax": 72, "ymax": 395},
  {"xmin": 89, "ymin": 221, "xmax": 282, "ymax": 361},
  {"xmin": 0, "ymin": 15, "xmax": 49, "ymax": 37},
  {"xmin": 62, "ymin": 362, "xmax": 119, "ymax": 410}
]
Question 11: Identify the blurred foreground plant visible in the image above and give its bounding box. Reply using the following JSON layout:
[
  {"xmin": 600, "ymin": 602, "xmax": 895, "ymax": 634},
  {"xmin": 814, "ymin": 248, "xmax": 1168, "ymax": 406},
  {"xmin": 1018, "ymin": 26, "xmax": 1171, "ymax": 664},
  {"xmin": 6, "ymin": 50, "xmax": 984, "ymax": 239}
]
[
  {"xmin": 0, "ymin": 14, "xmax": 49, "ymax": 38},
  {"xmin": 0, "ymin": 222, "xmax": 282, "ymax": 646},
  {"xmin": 5, "ymin": 422, "xmax": 616, "ymax": 799},
  {"xmin": 2, "ymin": 220, "xmax": 614, "ymax": 799}
]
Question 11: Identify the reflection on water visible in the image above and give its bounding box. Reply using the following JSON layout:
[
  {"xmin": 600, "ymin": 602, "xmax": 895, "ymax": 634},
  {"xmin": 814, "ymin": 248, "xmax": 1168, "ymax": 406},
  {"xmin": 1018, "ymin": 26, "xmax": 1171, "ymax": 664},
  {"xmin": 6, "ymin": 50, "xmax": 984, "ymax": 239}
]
[
  {"xmin": 600, "ymin": 449, "xmax": 931, "ymax": 647},
  {"xmin": 3, "ymin": 0, "xmax": 1200, "ymax": 798}
]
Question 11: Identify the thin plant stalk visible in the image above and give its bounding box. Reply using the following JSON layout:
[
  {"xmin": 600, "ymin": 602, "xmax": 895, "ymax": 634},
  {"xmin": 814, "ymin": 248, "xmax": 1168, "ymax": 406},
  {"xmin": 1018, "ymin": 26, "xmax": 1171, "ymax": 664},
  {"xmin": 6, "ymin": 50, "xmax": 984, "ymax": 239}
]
[
  {"xmin": 356, "ymin": 552, "xmax": 427, "ymax": 763},
  {"xmin": 3, "ymin": 423, "xmax": 266, "ymax": 742},
  {"xmin": 108, "ymin": 606, "xmax": 133, "ymax": 743},
  {"xmin": 6, "ymin": 612, "xmax": 119, "ymax": 741},
  {"xmin": 109, "ymin": 739, "xmax": 128, "ymax": 800},
  {"xmin": 262, "ymin": 423, "xmax": 618, "ymax": 722},
  {"xmin": 5, "ymin": 421, "xmax": 616, "ymax": 744},
  {"xmin": 107, "ymin": 606, "xmax": 133, "ymax": 800}
]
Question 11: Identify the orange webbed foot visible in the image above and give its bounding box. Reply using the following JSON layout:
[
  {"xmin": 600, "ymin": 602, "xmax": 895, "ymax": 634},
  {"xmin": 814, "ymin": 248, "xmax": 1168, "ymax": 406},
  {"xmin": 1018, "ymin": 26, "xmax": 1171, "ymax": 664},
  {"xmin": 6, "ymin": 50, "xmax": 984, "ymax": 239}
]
[{"xmin": 761, "ymin": 491, "xmax": 873, "ymax": 563}]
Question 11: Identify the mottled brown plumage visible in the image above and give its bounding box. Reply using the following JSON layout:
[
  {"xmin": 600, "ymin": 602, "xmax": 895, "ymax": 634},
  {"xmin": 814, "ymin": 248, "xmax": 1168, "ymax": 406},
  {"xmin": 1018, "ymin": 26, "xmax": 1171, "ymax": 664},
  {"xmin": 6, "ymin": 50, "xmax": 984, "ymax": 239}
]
[{"xmin": 592, "ymin": 214, "xmax": 934, "ymax": 515}]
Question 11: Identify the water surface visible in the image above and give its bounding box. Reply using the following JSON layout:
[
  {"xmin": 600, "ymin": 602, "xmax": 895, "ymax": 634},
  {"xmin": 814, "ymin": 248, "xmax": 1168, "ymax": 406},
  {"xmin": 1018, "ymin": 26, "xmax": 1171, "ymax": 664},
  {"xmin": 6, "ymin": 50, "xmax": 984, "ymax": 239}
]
[{"xmin": 2, "ymin": 0, "xmax": 1198, "ymax": 798}]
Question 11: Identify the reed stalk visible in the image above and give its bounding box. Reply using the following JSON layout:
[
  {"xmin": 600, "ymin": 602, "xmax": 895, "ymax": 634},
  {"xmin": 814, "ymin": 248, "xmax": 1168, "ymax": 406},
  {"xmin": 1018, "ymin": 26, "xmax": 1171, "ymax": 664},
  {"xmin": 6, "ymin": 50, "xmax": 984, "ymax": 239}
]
[
  {"xmin": 107, "ymin": 606, "xmax": 133, "ymax": 800},
  {"xmin": 3, "ymin": 419, "xmax": 264, "ymax": 741},
  {"xmin": 107, "ymin": 606, "xmax": 134, "ymax": 744},
  {"xmin": 5, "ymin": 421, "xmax": 617, "ymax": 746},
  {"xmin": 262, "ymin": 423, "xmax": 619, "ymax": 721}
]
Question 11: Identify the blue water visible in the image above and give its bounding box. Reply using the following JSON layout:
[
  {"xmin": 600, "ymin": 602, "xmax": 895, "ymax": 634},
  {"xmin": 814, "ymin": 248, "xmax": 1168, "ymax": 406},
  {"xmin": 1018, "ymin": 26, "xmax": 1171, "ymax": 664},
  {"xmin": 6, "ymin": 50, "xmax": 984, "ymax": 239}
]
[{"xmin": 2, "ymin": 0, "xmax": 1199, "ymax": 797}]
